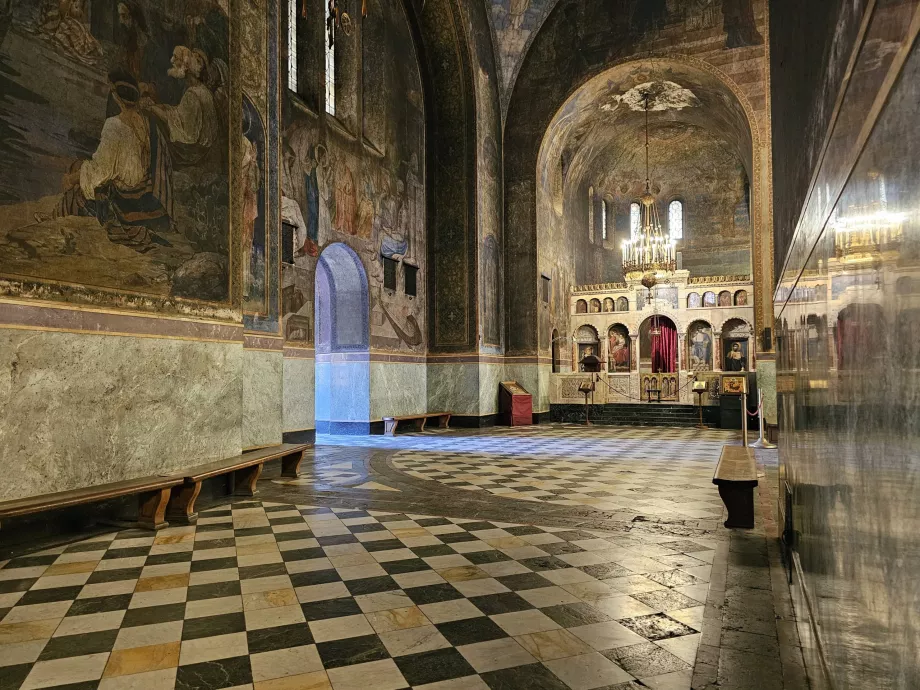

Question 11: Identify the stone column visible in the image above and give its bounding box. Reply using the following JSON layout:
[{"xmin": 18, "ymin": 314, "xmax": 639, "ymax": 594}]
[
  {"xmin": 714, "ymin": 332, "xmax": 722, "ymax": 370},
  {"xmin": 677, "ymin": 334, "xmax": 686, "ymax": 373}
]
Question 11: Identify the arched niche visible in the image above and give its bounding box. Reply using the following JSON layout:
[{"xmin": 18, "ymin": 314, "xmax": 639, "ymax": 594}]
[
  {"xmin": 574, "ymin": 324, "xmax": 600, "ymax": 371},
  {"xmin": 576, "ymin": 299, "xmax": 588, "ymax": 314},
  {"xmin": 551, "ymin": 328, "xmax": 561, "ymax": 372},
  {"xmin": 639, "ymin": 315, "xmax": 678, "ymax": 373},
  {"xmin": 603, "ymin": 297, "xmax": 614, "ymax": 312},
  {"xmin": 687, "ymin": 292, "xmax": 701, "ymax": 308},
  {"xmin": 688, "ymin": 319, "xmax": 714, "ymax": 372},
  {"xmin": 589, "ymin": 298, "xmax": 602, "ymax": 313},
  {"xmin": 617, "ymin": 296, "xmax": 629, "ymax": 312}
]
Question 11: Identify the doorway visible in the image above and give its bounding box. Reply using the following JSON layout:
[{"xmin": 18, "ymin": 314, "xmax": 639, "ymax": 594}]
[{"xmin": 314, "ymin": 243, "xmax": 370, "ymax": 434}]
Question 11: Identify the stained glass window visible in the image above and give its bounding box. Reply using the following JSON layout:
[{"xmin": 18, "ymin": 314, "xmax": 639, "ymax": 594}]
[
  {"xmin": 325, "ymin": 1, "xmax": 336, "ymax": 116},
  {"xmin": 630, "ymin": 202, "xmax": 640, "ymax": 239},
  {"xmin": 287, "ymin": 0, "xmax": 297, "ymax": 92},
  {"xmin": 669, "ymin": 200, "xmax": 683, "ymax": 240}
]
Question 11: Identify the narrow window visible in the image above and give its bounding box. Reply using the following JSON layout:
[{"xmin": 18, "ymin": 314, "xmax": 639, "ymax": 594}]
[
  {"xmin": 287, "ymin": 0, "xmax": 298, "ymax": 92},
  {"xmin": 669, "ymin": 200, "xmax": 683, "ymax": 240},
  {"xmin": 325, "ymin": 0, "xmax": 336, "ymax": 116},
  {"xmin": 630, "ymin": 202, "xmax": 640, "ymax": 239},
  {"xmin": 383, "ymin": 256, "xmax": 397, "ymax": 291},
  {"xmin": 588, "ymin": 186, "xmax": 594, "ymax": 243},
  {"xmin": 404, "ymin": 264, "xmax": 418, "ymax": 297},
  {"xmin": 601, "ymin": 200, "xmax": 608, "ymax": 241},
  {"xmin": 541, "ymin": 275, "xmax": 551, "ymax": 304}
]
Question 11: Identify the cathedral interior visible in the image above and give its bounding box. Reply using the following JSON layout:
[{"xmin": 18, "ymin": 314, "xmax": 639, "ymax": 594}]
[{"xmin": 0, "ymin": 0, "xmax": 917, "ymax": 688}]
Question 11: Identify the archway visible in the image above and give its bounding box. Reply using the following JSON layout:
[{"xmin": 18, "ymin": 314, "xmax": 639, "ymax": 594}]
[
  {"xmin": 639, "ymin": 315, "xmax": 678, "ymax": 373},
  {"xmin": 315, "ymin": 243, "xmax": 370, "ymax": 434}
]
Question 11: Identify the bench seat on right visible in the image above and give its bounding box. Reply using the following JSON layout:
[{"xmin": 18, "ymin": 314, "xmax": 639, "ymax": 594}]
[{"xmin": 712, "ymin": 445, "xmax": 758, "ymax": 529}]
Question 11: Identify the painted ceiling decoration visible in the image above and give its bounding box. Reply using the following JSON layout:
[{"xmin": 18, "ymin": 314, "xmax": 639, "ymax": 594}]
[{"xmin": 603, "ymin": 81, "xmax": 701, "ymax": 114}]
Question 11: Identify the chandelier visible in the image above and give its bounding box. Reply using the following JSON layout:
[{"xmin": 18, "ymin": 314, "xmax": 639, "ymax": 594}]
[{"xmin": 622, "ymin": 93, "xmax": 676, "ymax": 285}]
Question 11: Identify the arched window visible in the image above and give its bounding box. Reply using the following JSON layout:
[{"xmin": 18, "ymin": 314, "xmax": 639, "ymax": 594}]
[
  {"xmin": 287, "ymin": 0, "xmax": 298, "ymax": 92},
  {"xmin": 587, "ymin": 187, "xmax": 594, "ymax": 243},
  {"xmin": 601, "ymin": 199, "xmax": 608, "ymax": 241},
  {"xmin": 668, "ymin": 200, "xmax": 683, "ymax": 239},
  {"xmin": 630, "ymin": 202, "xmax": 640, "ymax": 239},
  {"xmin": 324, "ymin": 0, "xmax": 336, "ymax": 115}
]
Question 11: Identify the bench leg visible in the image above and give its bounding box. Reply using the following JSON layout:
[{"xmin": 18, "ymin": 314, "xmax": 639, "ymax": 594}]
[
  {"xmin": 137, "ymin": 488, "xmax": 171, "ymax": 530},
  {"xmin": 384, "ymin": 419, "xmax": 396, "ymax": 436},
  {"xmin": 166, "ymin": 482, "xmax": 201, "ymax": 525},
  {"xmin": 438, "ymin": 415, "xmax": 450, "ymax": 429},
  {"xmin": 419, "ymin": 417, "xmax": 428, "ymax": 432},
  {"xmin": 234, "ymin": 463, "xmax": 263, "ymax": 496},
  {"xmin": 281, "ymin": 450, "xmax": 304, "ymax": 478},
  {"xmin": 717, "ymin": 484, "xmax": 755, "ymax": 529}
]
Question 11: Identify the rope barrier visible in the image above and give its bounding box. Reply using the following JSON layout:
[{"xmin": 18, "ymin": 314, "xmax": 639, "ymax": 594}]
[{"xmin": 592, "ymin": 372, "xmax": 702, "ymax": 403}]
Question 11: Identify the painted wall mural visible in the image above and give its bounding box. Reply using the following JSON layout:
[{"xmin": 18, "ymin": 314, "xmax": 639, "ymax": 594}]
[
  {"xmin": 242, "ymin": 94, "xmax": 267, "ymax": 314},
  {"xmin": 0, "ymin": 0, "xmax": 231, "ymax": 306},
  {"xmin": 688, "ymin": 320, "xmax": 713, "ymax": 371},
  {"xmin": 282, "ymin": 0, "xmax": 426, "ymax": 353}
]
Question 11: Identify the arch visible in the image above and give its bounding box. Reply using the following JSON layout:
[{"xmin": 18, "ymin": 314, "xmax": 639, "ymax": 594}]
[
  {"xmin": 734, "ymin": 289, "xmax": 748, "ymax": 306},
  {"xmin": 551, "ymin": 328, "xmax": 561, "ymax": 373},
  {"xmin": 687, "ymin": 292, "xmax": 701, "ymax": 309},
  {"xmin": 315, "ymin": 243, "xmax": 370, "ymax": 433},
  {"xmin": 574, "ymin": 324, "xmax": 600, "ymax": 372},
  {"xmin": 575, "ymin": 299, "xmax": 588, "ymax": 314},
  {"xmin": 603, "ymin": 297, "xmax": 614, "ymax": 312},
  {"xmin": 668, "ymin": 199, "xmax": 684, "ymax": 240},
  {"xmin": 721, "ymin": 316, "xmax": 753, "ymax": 372},
  {"xmin": 703, "ymin": 291, "xmax": 717, "ymax": 307},
  {"xmin": 718, "ymin": 290, "xmax": 732, "ymax": 307},
  {"xmin": 589, "ymin": 298, "xmax": 601, "ymax": 313},
  {"xmin": 639, "ymin": 315, "xmax": 678, "ymax": 374},
  {"xmin": 506, "ymin": 46, "xmax": 762, "ymax": 358},
  {"xmin": 617, "ymin": 296, "xmax": 629, "ymax": 312},
  {"xmin": 687, "ymin": 319, "xmax": 714, "ymax": 372},
  {"xmin": 607, "ymin": 323, "xmax": 631, "ymax": 373}
]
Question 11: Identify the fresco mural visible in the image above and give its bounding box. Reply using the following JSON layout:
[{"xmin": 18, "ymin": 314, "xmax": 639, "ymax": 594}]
[
  {"xmin": 607, "ymin": 324, "xmax": 630, "ymax": 373},
  {"xmin": 688, "ymin": 320, "xmax": 713, "ymax": 371},
  {"xmin": 242, "ymin": 94, "xmax": 267, "ymax": 314},
  {"xmin": 0, "ymin": 0, "xmax": 231, "ymax": 304},
  {"xmin": 282, "ymin": 0, "xmax": 425, "ymax": 353}
]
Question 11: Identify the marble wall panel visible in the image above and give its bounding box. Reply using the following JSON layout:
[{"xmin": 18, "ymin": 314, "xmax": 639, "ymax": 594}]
[
  {"xmin": 283, "ymin": 357, "xmax": 315, "ymax": 432},
  {"xmin": 773, "ymin": 3, "xmax": 920, "ymax": 686},
  {"xmin": 315, "ymin": 361, "xmax": 371, "ymax": 424},
  {"xmin": 370, "ymin": 362, "xmax": 426, "ymax": 419},
  {"xmin": 0, "ymin": 330, "xmax": 242, "ymax": 501},
  {"xmin": 478, "ymin": 362, "xmax": 504, "ymax": 416},
  {"xmin": 427, "ymin": 363, "xmax": 481, "ymax": 416},
  {"xmin": 242, "ymin": 349, "xmax": 283, "ymax": 449},
  {"xmin": 503, "ymin": 363, "xmax": 546, "ymax": 414}
]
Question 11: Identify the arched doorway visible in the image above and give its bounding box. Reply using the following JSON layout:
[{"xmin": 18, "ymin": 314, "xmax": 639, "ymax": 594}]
[
  {"xmin": 315, "ymin": 243, "xmax": 370, "ymax": 434},
  {"xmin": 639, "ymin": 315, "xmax": 678, "ymax": 373},
  {"xmin": 551, "ymin": 329, "xmax": 561, "ymax": 373}
]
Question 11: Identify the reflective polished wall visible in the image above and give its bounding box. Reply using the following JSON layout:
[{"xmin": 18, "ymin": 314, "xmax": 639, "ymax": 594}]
[{"xmin": 774, "ymin": 1, "xmax": 920, "ymax": 686}]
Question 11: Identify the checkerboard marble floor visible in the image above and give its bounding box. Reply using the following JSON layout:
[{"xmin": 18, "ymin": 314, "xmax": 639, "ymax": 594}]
[{"xmin": 0, "ymin": 501, "xmax": 713, "ymax": 690}]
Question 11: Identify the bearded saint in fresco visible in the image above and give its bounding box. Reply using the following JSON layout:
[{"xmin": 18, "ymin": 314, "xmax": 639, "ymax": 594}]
[{"xmin": 333, "ymin": 158, "xmax": 356, "ymax": 235}]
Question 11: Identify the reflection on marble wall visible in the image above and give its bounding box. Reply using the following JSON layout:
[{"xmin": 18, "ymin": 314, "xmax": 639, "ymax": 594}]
[
  {"xmin": 282, "ymin": 356, "xmax": 314, "ymax": 433},
  {"xmin": 315, "ymin": 360, "xmax": 371, "ymax": 432},
  {"xmin": 427, "ymin": 363, "xmax": 482, "ymax": 417},
  {"xmin": 0, "ymin": 330, "xmax": 242, "ymax": 500},
  {"xmin": 774, "ymin": 3, "xmax": 920, "ymax": 686},
  {"xmin": 242, "ymin": 349, "xmax": 282, "ymax": 449}
]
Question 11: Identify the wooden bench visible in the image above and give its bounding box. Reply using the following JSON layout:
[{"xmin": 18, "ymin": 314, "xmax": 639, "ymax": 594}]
[
  {"xmin": 0, "ymin": 475, "xmax": 185, "ymax": 532},
  {"xmin": 166, "ymin": 443, "xmax": 309, "ymax": 525},
  {"xmin": 383, "ymin": 412, "xmax": 451, "ymax": 436},
  {"xmin": 713, "ymin": 445, "xmax": 758, "ymax": 528}
]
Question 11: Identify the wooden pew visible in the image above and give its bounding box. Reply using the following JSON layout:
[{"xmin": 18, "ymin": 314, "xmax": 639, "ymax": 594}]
[
  {"xmin": 712, "ymin": 445, "xmax": 758, "ymax": 528},
  {"xmin": 166, "ymin": 443, "xmax": 309, "ymax": 525},
  {"xmin": 382, "ymin": 412, "xmax": 451, "ymax": 436},
  {"xmin": 0, "ymin": 475, "xmax": 185, "ymax": 531}
]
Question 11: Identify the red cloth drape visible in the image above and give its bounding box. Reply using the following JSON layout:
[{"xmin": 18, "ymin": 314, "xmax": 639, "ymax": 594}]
[{"xmin": 651, "ymin": 321, "xmax": 677, "ymax": 373}]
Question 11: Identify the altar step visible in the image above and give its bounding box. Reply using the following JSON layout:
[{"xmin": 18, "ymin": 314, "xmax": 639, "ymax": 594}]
[{"xmin": 550, "ymin": 402, "xmax": 719, "ymax": 428}]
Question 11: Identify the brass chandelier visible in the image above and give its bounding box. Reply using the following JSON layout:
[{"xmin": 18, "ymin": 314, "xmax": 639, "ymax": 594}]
[{"xmin": 622, "ymin": 93, "xmax": 676, "ymax": 287}]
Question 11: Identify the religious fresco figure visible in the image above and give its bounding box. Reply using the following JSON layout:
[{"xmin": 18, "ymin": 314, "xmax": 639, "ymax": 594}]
[
  {"xmin": 38, "ymin": 0, "xmax": 102, "ymax": 65},
  {"xmin": 608, "ymin": 325, "xmax": 630, "ymax": 373},
  {"xmin": 35, "ymin": 69, "xmax": 173, "ymax": 253},
  {"xmin": 725, "ymin": 341, "xmax": 747, "ymax": 371},
  {"xmin": 722, "ymin": 0, "xmax": 763, "ymax": 48},
  {"xmin": 241, "ymin": 111, "xmax": 261, "ymax": 299},
  {"xmin": 147, "ymin": 46, "xmax": 219, "ymax": 167},
  {"xmin": 689, "ymin": 323, "xmax": 713, "ymax": 371},
  {"xmin": 333, "ymin": 158, "xmax": 357, "ymax": 236},
  {"xmin": 115, "ymin": 1, "xmax": 149, "ymax": 82}
]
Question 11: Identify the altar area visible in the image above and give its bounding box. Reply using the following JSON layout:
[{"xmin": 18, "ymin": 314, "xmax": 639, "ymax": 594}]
[{"xmin": 551, "ymin": 271, "xmax": 757, "ymax": 408}]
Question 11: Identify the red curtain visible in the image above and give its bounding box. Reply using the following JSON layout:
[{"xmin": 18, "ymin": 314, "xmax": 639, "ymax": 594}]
[{"xmin": 651, "ymin": 320, "xmax": 677, "ymax": 373}]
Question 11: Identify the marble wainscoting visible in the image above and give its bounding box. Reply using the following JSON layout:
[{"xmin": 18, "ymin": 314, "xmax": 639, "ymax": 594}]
[
  {"xmin": 0, "ymin": 327, "xmax": 242, "ymax": 501},
  {"xmin": 426, "ymin": 361, "xmax": 482, "ymax": 417},
  {"xmin": 241, "ymin": 338, "xmax": 283, "ymax": 449},
  {"xmin": 369, "ymin": 357, "xmax": 427, "ymax": 420},
  {"xmin": 503, "ymin": 360, "xmax": 551, "ymax": 417},
  {"xmin": 282, "ymin": 346, "xmax": 315, "ymax": 440},
  {"xmin": 774, "ymin": 4, "xmax": 920, "ymax": 687},
  {"xmin": 477, "ymin": 360, "xmax": 504, "ymax": 416},
  {"xmin": 755, "ymin": 358, "xmax": 777, "ymax": 426}
]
